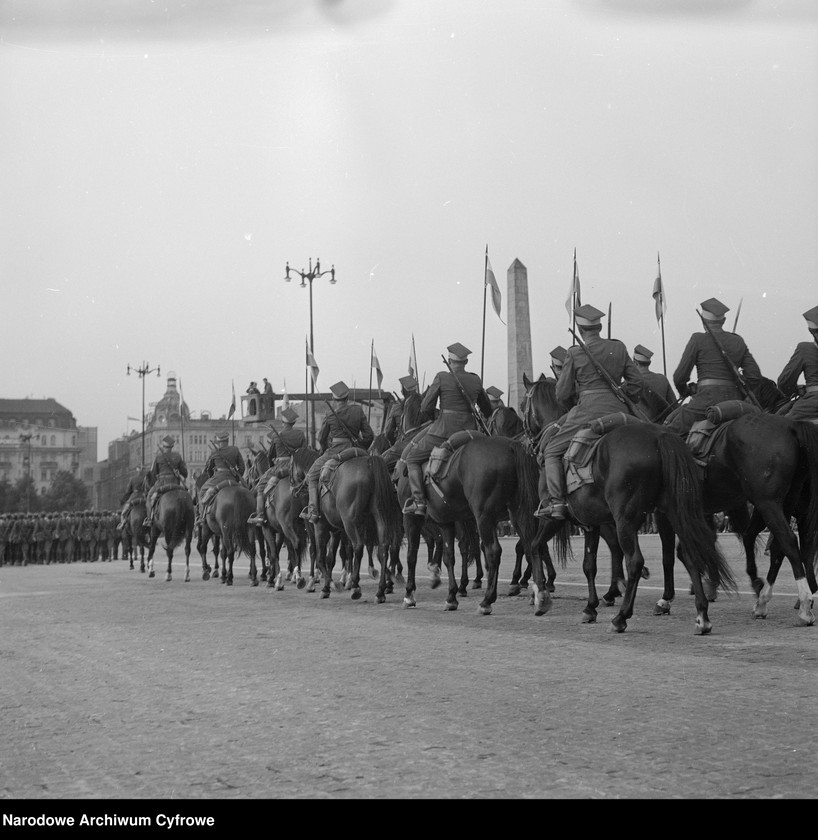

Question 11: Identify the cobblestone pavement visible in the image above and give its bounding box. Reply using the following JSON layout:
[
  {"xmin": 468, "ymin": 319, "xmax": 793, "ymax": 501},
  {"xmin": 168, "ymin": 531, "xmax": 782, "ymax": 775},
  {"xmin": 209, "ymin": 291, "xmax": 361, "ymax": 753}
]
[{"xmin": 1, "ymin": 534, "xmax": 816, "ymax": 802}]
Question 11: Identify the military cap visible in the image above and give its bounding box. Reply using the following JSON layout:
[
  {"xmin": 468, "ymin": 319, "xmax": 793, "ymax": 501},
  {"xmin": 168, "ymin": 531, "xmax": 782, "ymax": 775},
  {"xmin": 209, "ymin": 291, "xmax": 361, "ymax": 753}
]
[
  {"xmin": 700, "ymin": 298, "xmax": 729, "ymax": 320},
  {"xmin": 330, "ymin": 381, "xmax": 350, "ymax": 400},
  {"xmin": 281, "ymin": 407, "xmax": 299, "ymax": 423},
  {"xmin": 447, "ymin": 342, "xmax": 471, "ymax": 362},
  {"xmin": 399, "ymin": 375, "xmax": 418, "ymax": 392},
  {"xmin": 215, "ymin": 432, "xmax": 229, "ymax": 444},
  {"xmin": 160, "ymin": 435, "xmax": 175, "ymax": 447},
  {"xmin": 633, "ymin": 344, "xmax": 653, "ymax": 363},
  {"xmin": 486, "ymin": 386, "xmax": 504, "ymax": 400},
  {"xmin": 803, "ymin": 305, "xmax": 818, "ymax": 330},
  {"xmin": 574, "ymin": 304, "xmax": 605, "ymax": 327},
  {"xmin": 550, "ymin": 346, "xmax": 568, "ymax": 363}
]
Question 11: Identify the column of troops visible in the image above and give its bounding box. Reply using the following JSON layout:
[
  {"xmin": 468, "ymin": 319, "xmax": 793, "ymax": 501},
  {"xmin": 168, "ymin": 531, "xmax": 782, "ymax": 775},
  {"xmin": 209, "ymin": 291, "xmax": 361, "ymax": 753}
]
[{"xmin": 0, "ymin": 510, "xmax": 123, "ymax": 567}]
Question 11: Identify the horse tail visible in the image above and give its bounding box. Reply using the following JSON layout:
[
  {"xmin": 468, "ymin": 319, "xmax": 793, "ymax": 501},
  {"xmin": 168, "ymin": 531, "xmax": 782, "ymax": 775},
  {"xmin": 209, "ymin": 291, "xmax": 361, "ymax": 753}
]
[
  {"xmin": 510, "ymin": 441, "xmax": 540, "ymax": 548},
  {"xmin": 657, "ymin": 431, "xmax": 737, "ymax": 592},
  {"xmin": 220, "ymin": 490, "xmax": 255, "ymax": 558},
  {"xmin": 162, "ymin": 493, "xmax": 187, "ymax": 551},
  {"xmin": 368, "ymin": 455, "xmax": 402, "ymax": 543},
  {"xmin": 791, "ymin": 420, "xmax": 818, "ymax": 570}
]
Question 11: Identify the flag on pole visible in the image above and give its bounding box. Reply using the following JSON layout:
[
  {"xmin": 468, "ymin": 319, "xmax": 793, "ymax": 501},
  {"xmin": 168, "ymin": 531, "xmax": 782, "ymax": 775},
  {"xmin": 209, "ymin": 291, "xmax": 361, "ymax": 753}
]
[
  {"xmin": 306, "ymin": 337, "xmax": 320, "ymax": 387},
  {"xmin": 485, "ymin": 251, "xmax": 503, "ymax": 323},
  {"xmin": 565, "ymin": 248, "xmax": 581, "ymax": 317},
  {"xmin": 227, "ymin": 380, "xmax": 236, "ymax": 419},
  {"xmin": 652, "ymin": 253, "xmax": 666, "ymax": 323},
  {"xmin": 409, "ymin": 334, "xmax": 419, "ymax": 382},
  {"xmin": 371, "ymin": 343, "xmax": 383, "ymax": 391},
  {"xmin": 282, "ymin": 378, "xmax": 289, "ymax": 410}
]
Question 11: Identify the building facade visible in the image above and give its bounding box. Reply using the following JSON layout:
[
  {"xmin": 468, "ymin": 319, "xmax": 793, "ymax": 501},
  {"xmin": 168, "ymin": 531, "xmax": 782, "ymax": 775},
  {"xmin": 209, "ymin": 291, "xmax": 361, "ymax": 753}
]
[{"xmin": 0, "ymin": 398, "xmax": 97, "ymax": 503}]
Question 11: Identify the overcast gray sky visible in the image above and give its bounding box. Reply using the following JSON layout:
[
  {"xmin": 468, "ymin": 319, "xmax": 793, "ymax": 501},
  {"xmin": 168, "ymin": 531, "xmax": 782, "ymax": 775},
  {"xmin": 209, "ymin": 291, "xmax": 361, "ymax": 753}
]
[{"xmin": 2, "ymin": 0, "xmax": 816, "ymax": 459}]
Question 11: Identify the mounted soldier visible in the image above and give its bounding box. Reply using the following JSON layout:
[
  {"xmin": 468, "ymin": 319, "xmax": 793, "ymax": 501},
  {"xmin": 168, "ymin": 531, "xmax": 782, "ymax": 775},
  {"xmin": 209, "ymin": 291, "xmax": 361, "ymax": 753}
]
[
  {"xmin": 401, "ymin": 342, "xmax": 492, "ymax": 516},
  {"xmin": 300, "ymin": 381, "xmax": 375, "ymax": 524},
  {"xmin": 247, "ymin": 406, "xmax": 307, "ymax": 526},
  {"xmin": 664, "ymin": 297, "xmax": 762, "ymax": 437},
  {"xmin": 549, "ymin": 346, "xmax": 568, "ymax": 380},
  {"xmin": 776, "ymin": 305, "xmax": 818, "ymax": 421},
  {"xmin": 632, "ymin": 344, "xmax": 677, "ymax": 423},
  {"xmin": 117, "ymin": 465, "xmax": 150, "ymax": 532},
  {"xmin": 144, "ymin": 435, "xmax": 189, "ymax": 529},
  {"xmin": 535, "ymin": 304, "xmax": 643, "ymax": 520},
  {"xmin": 378, "ymin": 375, "xmax": 432, "ymax": 471},
  {"xmin": 195, "ymin": 432, "xmax": 245, "ymax": 527}
]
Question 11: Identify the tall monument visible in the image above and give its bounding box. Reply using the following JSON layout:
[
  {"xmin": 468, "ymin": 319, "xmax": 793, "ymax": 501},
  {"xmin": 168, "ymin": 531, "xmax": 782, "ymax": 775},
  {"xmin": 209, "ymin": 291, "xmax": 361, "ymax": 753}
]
[{"xmin": 507, "ymin": 258, "xmax": 533, "ymax": 414}]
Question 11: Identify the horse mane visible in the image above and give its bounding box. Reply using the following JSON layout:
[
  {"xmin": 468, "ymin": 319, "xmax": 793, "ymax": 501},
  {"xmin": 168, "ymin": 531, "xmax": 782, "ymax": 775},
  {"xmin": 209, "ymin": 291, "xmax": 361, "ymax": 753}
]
[
  {"xmin": 291, "ymin": 446, "xmax": 319, "ymax": 472},
  {"xmin": 753, "ymin": 376, "xmax": 789, "ymax": 413}
]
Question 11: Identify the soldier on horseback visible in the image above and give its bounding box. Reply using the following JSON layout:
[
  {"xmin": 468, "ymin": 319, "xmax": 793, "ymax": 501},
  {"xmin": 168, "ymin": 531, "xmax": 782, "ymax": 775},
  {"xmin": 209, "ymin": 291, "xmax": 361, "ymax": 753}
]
[
  {"xmin": 401, "ymin": 342, "xmax": 492, "ymax": 516},
  {"xmin": 378, "ymin": 375, "xmax": 432, "ymax": 471},
  {"xmin": 535, "ymin": 304, "xmax": 642, "ymax": 520},
  {"xmin": 664, "ymin": 297, "xmax": 762, "ymax": 436},
  {"xmin": 549, "ymin": 346, "xmax": 568, "ymax": 380},
  {"xmin": 117, "ymin": 465, "xmax": 150, "ymax": 532},
  {"xmin": 300, "ymin": 381, "xmax": 375, "ymax": 524},
  {"xmin": 632, "ymin": 344, "xmax": 677, "ymax": 423},
  {"xmin": 194, "ymin": 432, "xmax": 245, "ymax": 527},
  {"xmin": 144, "ymin": 435, "xmax": 188, "ymax": 529},
  {"xmin": 776, "ymin": 304, "xmax": 818, "ymax": 421},
  {"xmin": 247, "ymin": 406, "xmax": 307, "ymax": 526}
]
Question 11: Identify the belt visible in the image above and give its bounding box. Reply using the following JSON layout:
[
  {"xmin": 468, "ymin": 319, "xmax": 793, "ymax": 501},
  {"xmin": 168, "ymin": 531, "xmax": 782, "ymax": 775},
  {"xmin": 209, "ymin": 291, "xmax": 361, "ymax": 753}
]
[
  {"xmin": 331, "ymin": 438, "xmax": 354, "ymax": 445},
  {"xmin": 441, "ymin": 409, "xmax": 471, "ymax": 414},
  {"xmin": 697, "ymin": 378, "xmax": 735, "ymax": 388},
  {"xmin": 579, "ymin": 389, "xmax": 610, "ymax": 396},
  {"xmin": 806, "ymin": 385, "xmax": 818, "ymax": 394}
]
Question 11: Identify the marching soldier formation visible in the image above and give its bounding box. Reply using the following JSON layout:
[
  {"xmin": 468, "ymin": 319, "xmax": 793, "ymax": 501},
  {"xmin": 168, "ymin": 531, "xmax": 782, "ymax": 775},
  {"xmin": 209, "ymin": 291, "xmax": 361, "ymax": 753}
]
[{"xmin": 4, "ymin": 299, "xmax": 816, "ymax": 586}]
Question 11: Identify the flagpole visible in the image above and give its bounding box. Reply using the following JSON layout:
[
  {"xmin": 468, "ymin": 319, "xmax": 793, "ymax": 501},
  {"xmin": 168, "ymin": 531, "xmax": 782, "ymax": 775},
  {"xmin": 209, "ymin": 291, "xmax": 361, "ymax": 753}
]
[
  {"xmin": 571, "ymin": 248, "xmax": 578, "ymax": 345},
  {"xmin": 658, "ymin": 252, "xmax": 667, "ymax": 377},
  {"xmin": 732, "ymin": 297, "xmax": 743, "ymax": 333},
  {"xmin": 304, "ymin": 364, "xmax": 310, "ymax": 448},
  {"xmin": 368, "ymin": 340, "xmax": 374, "ymax": 423},
  {"xmin": 481, "ymin": 245, "xmax": 488, "ymax": 380},
  {"xmin": 179, "ymin": 378, "xmax": 186, "ymax": 465},
  {"xmin": 607, "ymin": 302, "xmax": 612, "ymax": 339}
]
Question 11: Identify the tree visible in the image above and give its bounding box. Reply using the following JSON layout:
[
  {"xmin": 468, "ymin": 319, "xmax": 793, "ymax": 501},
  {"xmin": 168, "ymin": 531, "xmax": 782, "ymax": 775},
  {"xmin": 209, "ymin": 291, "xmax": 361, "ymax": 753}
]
[
  {"xmin": 42, "ymin": 471, "xmax": 89, "ymax": 512},
  {"xmin": 5, "ymin": 475, "xmax": 40, "ymax": 514},
  {"xmin": 0, "ymin": 477, "xmax": 12, "ymax": 512}
]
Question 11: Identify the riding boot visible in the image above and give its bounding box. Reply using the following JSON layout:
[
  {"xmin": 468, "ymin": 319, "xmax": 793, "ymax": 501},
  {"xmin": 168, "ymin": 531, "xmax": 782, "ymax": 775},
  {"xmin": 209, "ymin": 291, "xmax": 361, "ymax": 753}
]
[
  {"xmin": 247, "ymin": 488, "xmax": 267, "ymax": 526},
  {"xmin": 403, "ymin": 462, "xmax": 427, "ymax": 516},
  {"xmin": 300, "ymin": 480, "xmax": 321, "ymax": 524},
  {"xmin": 534, "ymin": 454, "xmax": 567, "ymax": 519}
]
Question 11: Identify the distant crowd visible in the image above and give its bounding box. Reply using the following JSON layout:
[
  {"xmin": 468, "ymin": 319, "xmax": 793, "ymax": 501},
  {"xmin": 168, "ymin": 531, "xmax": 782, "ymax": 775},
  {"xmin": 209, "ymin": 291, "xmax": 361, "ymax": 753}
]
[{"xmin": 0, "ymin": 510, "xmax": 126, "ymax": 566}]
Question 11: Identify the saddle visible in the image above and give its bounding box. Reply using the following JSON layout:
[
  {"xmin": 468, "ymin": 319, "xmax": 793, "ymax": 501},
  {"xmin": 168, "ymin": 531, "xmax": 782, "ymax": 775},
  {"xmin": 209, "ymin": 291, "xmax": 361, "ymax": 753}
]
[
  {"xmin": 319, "ymin": 447, "xmax": 369, "ymax": 493},
  {"xmin": 427, "ymin": 430, "xmax": 484, "ymax": 485},
  {"xmin": 685, "ymin": 399, "xmax": 760, "ymax": 470},
  {"xmin": 562, "ymin": 413, "xmax": 644, "ymax": 494}
]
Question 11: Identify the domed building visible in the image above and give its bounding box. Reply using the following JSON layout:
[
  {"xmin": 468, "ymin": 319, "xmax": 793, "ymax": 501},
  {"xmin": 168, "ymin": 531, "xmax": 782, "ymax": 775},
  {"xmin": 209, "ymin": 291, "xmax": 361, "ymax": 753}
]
[{"xmin": 150, "ymin": 372, "xmax": 190, "ymax": 426}]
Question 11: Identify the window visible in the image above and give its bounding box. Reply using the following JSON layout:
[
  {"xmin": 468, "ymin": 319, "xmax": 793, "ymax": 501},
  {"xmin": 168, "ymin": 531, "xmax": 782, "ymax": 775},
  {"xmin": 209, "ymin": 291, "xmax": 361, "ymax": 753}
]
[{"xmin": 51, "ymin": 435, "xmax": 56, "ymax": 446}]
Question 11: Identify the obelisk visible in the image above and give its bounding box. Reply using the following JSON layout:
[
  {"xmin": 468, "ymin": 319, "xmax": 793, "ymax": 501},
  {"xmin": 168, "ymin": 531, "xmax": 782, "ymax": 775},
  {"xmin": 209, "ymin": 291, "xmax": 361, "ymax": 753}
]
[{"xmin": 507, "ymin": 258, "xmax": 533, "ymax": 414}]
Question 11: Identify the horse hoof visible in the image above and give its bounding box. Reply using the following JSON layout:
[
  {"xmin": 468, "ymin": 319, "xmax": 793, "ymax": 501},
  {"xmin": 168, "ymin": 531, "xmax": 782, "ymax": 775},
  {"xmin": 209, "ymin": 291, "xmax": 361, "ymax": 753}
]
[
  {"xmin": 444, "ymin": 601, "xmax": 458, "ymax": 611},
  {"xmin": 471, "ymin": 581, "xmax": 482, "ymax": 590},
  {"xmin": 694, "ymin": 622, "xmax": 712, "ymax": 636},
  {"xmin": 376, "ymin": 593, "xmax": 385, "ymax": 604},
  {"xmin": 654, "ymin": 602, "xmax": 671, "ymax": 616},
  {"xmin": 403, "ymin": 597, "xmax": 416, "ymax": 609},
  {"xmin": 369, "ymin": 566, "xmax": 378, "ymax": 580},
  {"xmin": 508, "ymin": 585, "xmax": 521, "ymax": 597},
  {"xmin": 297, "ymin": 578, "xmax": 306, "ymax": 590},
  {"xmin": 581, "ymin": 611, "xmax": 597, "ymax": 624},
  {"xmin": 610, "ymin": 619, "xmax": 627, "ymax": 634},
  {"xmin": 202, "ymin": 572, "xmax": 210, "ymax": 582},
  {"xmin": 184, "ymin": 573, "xmax": 190, "ymax": 582},
  {"xmin": 477, "ymin": 605, "xmax": 492, "ymax": 616},
  {"xmin": 148, "ymin": 571, "xmax": 155, "ymax": 578},
  {"xmin": 395, "ymin": 574, "xmax": 405, "ymax": 584},
  {"xmin": 601, "ymin": 596, "xmax": 616, "ymax": 607},
  {"xmin": 320, "ymin": 591, "xmax": 330, "ymax": 599},
  {"xmin": 351, "ymin": 589, "xmax": 362, "ymax": 600},
  {"xmin": 546, "ymin": 583, "xmax": 555, "ymax": 593},
  {"xmin": 165, "ymin": 574, "xmax": 171, "ymax": 582},
  {"xmin": 252, "ymin": 579, "xmax": 259, "ymax": 587},
  {"xmin": 641, "ymin": 566, "xmax": 650, "ymax": 580},
  {"xmin": 429, "ymin": 576, "xmax": 441, "ymax": 590}
]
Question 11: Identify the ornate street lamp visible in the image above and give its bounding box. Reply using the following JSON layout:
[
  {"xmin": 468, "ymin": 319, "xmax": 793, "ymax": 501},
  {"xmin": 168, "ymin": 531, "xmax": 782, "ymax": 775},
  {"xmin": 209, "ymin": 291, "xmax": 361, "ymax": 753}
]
[
  {"xmin": 127, "ymin": 362, "xmax": 161, "ymax": 468},
  {"xmin": 19, "ymin": 432, "xmax": 33, "ymax": 513},
  {"xmin": 284, "ymin": 258, "xmax": 336, "ymax": 448}
]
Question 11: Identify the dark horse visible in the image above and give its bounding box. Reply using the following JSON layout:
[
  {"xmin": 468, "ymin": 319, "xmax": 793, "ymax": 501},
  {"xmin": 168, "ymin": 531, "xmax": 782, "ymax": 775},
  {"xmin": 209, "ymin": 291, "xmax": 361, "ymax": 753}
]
[
  {"xmin": 124, "ymin": 499, "xmax": 149, "ymax": 573},
  {"xmin": 197, "ymin": 482, "xmax": 258, "ymax": 586},
  {"xmin": 524, "ymin": 375, "xmax": 736, "ymax": 634},
  {"xmin": 310, "ymin": 452, "xmax": 403, "ymax": 602},
  {"xmin": 396, "ymin": 433, "xmax": 543, "ymax": 615},
  {"xmin": 145, "ymin": 486, "xmax": 195, "ymax": 582},
  {"xmin": 678, "ymin": 408, "xmax": 818, "ymax": 625}
]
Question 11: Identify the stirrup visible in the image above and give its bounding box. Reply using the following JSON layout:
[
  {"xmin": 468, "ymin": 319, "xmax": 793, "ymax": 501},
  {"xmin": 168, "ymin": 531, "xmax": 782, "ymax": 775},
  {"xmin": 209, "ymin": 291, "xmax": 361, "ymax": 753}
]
[
  {"xmin": 142, "ymin": 519, "xmax": 151, "ymax": 528},
  {"xmin": 247, "ymin": 514, "xmax": 266, "ymax": 525},
  {"xmin": 402, "ymin": 498, "xmax": 427, "ymax": 516},
  {"xmin": 534, "ymin": 500, "xmax": 567, "ymax": 520}
]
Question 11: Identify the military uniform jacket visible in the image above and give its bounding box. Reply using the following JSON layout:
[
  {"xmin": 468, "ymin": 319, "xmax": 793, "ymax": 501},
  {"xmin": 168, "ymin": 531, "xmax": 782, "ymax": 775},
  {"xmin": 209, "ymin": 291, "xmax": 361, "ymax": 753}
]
[
  {"xmin": 672, "ymin": 328, "xmax": 761, "ymax": 398},
  {"xmin": 268, "ymin": 426, "xmax": 307, "ymax": 458},
  {"xmin": 778, "ymin": 340, "xmax": 818, "ymax": 396},
  {"xmin": 556, "ymin": 337, "xmax": 642, "ymax": 417},
  {"xmin": 205, "ymin": 445, "xmax": 244, "ymax": 478},
  {"xmin": 317, "ymin": 403, "xmax": 374, "ymax": 452},
  {"xmin": 149, "ymin": 450, "xmax": 188, "ymax": 486},
  {"xmin": 637, "ymin": 369, "xmax": 677, "ymax": 422},
  {"xmin": 422, "ymin": 369, "xmax": 491, "ymax": 438},
  {"xmin": 120, "ymin": 473, "xmax": 147, "ymax": 504}
]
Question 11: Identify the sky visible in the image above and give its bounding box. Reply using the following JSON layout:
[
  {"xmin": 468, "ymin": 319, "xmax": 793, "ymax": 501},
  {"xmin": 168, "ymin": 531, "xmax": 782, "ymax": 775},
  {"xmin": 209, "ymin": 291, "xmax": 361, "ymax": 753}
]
[{"xmin": 2, "ymin": 0, "xmax": 817, "ymax": 461}]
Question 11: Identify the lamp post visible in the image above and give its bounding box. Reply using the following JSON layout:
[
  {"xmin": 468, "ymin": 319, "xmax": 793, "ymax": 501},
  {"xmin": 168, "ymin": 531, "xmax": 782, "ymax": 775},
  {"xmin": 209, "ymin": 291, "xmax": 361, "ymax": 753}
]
[
  {"xmin": 19, "ymin": 432, "xmax": 33, "ymax": 513},
  {"xmin": 127, "ymin": 362, "xmax": 161, "ymax": 468},
  {"xmin": 284, "ymin": 257, "xmax": 336, "ymax": 448}
]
